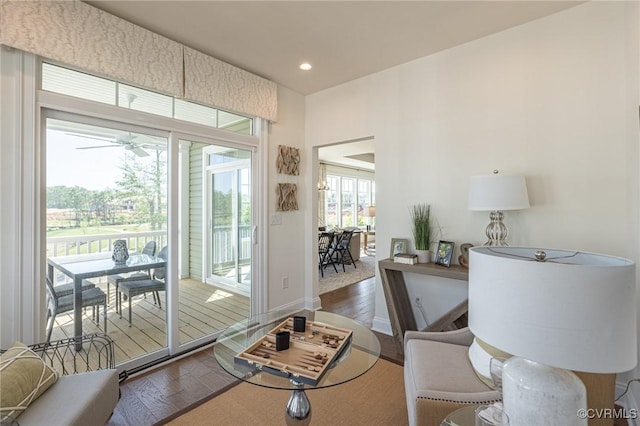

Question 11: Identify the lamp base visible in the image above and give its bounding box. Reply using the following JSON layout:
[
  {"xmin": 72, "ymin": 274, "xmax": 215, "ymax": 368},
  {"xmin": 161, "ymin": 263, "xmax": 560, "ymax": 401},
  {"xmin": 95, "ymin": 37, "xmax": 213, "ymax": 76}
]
[
  {"xmin": 483, "ymin": 210, "xmax": 509, "ymax": 246},
  {"xmin": 503, "ymin": 357, "xmax": 587, "ymax": 426}
]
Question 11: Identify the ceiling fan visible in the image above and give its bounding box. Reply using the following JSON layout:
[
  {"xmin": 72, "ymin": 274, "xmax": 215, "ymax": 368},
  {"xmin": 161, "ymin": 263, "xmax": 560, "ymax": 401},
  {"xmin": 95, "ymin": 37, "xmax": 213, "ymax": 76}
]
[{"xmin": 71, "ymin": 133, "xmax": 151, "ymax": 157}]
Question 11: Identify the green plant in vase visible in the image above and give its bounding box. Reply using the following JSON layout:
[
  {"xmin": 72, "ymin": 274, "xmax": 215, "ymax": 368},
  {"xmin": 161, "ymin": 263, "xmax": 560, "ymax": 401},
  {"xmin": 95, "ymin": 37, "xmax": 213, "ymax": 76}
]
[{"xmin": 410, "ymin": 203, "xmax": 432, "ymax": 263}]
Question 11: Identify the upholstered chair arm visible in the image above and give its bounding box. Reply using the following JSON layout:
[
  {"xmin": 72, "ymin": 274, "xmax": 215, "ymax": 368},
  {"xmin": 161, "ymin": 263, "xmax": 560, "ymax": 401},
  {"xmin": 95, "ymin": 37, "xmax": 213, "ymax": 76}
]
[{"xmin": 404, "ymin": 327, "xmax": 474, "ymax": 349}]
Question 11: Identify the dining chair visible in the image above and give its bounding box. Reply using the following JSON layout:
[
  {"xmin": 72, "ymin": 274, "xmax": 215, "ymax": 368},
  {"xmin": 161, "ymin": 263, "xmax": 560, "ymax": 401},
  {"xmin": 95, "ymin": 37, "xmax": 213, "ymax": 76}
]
[
  {"xmin": 117, "ymin": 246, "xmax": 167, "ymax": 326},
  {"xmin": 45, "ymin": 276, "xmax": 107, "ymax": 344},
  {"xmin": 318, "ymin": 232, "xmax": 339, "ymax": 277},
  {"xmin": 106, "ymin": 240, "xmax": 156, "ymax": 307},
  {"xmin": 333, "ymin": 229, "xmax": 357, "ymax": 272}
]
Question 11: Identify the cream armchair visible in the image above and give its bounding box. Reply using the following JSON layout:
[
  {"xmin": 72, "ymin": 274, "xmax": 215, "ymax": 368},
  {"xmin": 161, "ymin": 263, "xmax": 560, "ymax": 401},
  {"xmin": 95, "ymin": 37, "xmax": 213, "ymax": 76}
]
[
  {"xmin": 404, "ymin": 327, "xmax": 615, "ymax": 426},
  {"xmin": 403, "ymin": 327, "xmax": 500, "ymax": 426}
]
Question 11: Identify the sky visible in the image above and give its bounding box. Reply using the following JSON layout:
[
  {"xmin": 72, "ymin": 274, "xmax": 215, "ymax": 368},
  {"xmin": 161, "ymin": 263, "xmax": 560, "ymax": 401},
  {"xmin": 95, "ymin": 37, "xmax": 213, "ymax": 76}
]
[{"xmin": 47, "ymin": 129, "xmax": 126, "ymax": 191}]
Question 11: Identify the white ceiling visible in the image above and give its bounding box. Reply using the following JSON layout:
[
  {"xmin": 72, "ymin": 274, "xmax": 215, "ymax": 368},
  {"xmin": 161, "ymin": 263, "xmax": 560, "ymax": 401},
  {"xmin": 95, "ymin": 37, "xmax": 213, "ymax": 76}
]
[
  {"xmin": 86, "ymin": 1, "xmax": 583, "ymax": 96},
  {"xmin": 319, "ymin": 138, "xmax": 375, "ymax": 171},
  {"xmin": 85, "ymin": 1, "xmax": 583, "ymax": 169}
]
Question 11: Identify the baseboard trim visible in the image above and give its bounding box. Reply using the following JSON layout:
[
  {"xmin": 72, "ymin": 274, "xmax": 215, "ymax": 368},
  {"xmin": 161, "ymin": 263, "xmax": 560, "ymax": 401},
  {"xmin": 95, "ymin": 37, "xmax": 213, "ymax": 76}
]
[
  {"xmin": 271, "ymin": 298, "xmax": 306, "ymax": 313},
  {"xmin": 307, "ymin": 295, "xmax": 322, "ymax": 311},
  {"xmin": 372, "ymin": 316, "xmax": 392, "ymax": 336}
]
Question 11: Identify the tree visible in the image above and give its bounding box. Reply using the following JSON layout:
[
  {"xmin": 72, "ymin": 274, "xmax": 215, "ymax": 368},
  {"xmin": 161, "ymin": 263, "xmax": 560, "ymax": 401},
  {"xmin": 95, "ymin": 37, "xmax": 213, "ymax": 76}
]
[
  {"xmin": 116, "ymin": 150, "xmax": 167, "ymax": 230},
  {"xmin": 88, "ymin": 189, "xmax": 117, "ymax": 225}
]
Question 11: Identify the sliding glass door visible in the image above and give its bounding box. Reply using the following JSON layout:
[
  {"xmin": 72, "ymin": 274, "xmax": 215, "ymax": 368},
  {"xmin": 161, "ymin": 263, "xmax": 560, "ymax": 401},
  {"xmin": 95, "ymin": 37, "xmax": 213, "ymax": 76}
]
[
  {"xmin": 44, "ymin": 111, "xmax": 256, "ymax": 368},
  {"xmin": 175, "ymin": 139, "xmax": 252, "ymax": 347},
  {"xmin": 45, "ymin": 112, "xmax": 169, "ymax": 364},
  {"xmin": 204, "ymin": 145, "xmax": 252, "ymax": 296}
]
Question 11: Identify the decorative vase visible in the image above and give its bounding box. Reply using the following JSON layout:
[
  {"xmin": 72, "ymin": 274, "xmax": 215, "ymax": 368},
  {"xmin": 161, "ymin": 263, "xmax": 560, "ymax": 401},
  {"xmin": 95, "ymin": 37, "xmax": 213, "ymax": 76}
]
[
  {"xmin": 416, "ymin": 249, "xmax": 431, "ymax": 264},
  {"xmin": 112, "ymin": 239, "xmax": 129, "ymax": 264}
]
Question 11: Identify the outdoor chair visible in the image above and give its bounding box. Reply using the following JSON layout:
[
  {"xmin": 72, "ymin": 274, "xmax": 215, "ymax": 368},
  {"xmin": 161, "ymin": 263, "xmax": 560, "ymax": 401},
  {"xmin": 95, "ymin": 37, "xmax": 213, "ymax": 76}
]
[
  {"xmin": 318, "ymin": 232, "xmax": 338, "ymax": 277},
  {"xmin": 333, "ymin": 229, "xmax": 357, "ymax": 271},
  {"xmin": 106, "ymin": 240, "xmax": 156, "ymax": 307},
  {"xmin": 52, "ymin": 279, "xmax": 96, "ymax": 298},
  {"xmin": 117, "ymin": 246, "xmax": 167, "ymax": 326},
  {"xmin": 45, "ymin": 276, "xmax": 107, "ymax": 344}
]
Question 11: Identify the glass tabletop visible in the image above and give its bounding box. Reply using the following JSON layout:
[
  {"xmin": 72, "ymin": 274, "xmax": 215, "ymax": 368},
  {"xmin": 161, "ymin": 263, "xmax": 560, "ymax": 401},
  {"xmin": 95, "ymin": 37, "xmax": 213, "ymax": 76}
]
[
  {"xmin": 48, "ymin": 252, "xmax": 164, "ymax": 277},
  {"xmin": 214, "ymin": 310, "xmax": 381, "ymax": 391},
  {"xmin": 441, "ymin": 404, "xmax": 480, "ymax": 426}
]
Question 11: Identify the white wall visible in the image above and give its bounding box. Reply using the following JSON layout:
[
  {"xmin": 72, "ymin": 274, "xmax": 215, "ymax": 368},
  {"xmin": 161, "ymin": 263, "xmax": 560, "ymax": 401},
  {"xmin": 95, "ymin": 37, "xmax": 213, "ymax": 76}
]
[
  {"xmin": 0, "ymin": 46, "xmax": 22, "ymax": 345},
  {"xmin": 306, "ymin": 0, "xmax": 639, "ymax": 358},
  {"xmin": 0, "ymin": 47, "xmax": 40, "ymax": 346},
  {"xmin": 266, "ymin": 85, "xmax": 309, "ymax": 311}
]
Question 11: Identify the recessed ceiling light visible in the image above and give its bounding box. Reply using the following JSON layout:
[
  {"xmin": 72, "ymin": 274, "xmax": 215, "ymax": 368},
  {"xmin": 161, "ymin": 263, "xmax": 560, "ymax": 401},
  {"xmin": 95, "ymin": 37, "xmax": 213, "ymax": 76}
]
[{"xmin": 299, "ymin": 63, "xmax": 312, "ymax": 71}]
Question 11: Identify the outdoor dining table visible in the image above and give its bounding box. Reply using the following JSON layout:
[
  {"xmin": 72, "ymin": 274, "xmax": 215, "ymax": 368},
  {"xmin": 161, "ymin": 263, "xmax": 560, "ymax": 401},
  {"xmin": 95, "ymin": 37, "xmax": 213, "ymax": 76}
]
[{"xmin": 47, "ymin": 252, "xmax": 166, "ymax": 349}]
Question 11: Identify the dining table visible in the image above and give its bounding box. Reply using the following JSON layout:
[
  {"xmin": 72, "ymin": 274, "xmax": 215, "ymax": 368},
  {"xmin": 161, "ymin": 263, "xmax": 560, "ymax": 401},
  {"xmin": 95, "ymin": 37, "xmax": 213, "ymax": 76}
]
[{"xmin": 47, "ymin": 252, "xmax": 166, "ymax": 349}]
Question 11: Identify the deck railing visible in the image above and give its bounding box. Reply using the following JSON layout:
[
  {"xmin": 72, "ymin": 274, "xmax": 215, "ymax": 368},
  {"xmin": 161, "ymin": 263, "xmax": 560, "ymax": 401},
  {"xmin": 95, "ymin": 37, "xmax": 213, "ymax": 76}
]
[
  {"xmin": 47, "ymin": 226, "xmax": 251, "ymax": 264},
  {"xmin": 47, "ymin": 231, "xmax": 168, "ymax": 258},
  {"xmin": 212, "ymin": 225, "xmax": 252, "ymax": 268}
]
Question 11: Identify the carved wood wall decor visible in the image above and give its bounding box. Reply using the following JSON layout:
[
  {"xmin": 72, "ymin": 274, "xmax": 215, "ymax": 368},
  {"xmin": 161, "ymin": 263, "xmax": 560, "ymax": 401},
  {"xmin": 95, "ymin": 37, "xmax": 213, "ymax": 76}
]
[
  {"xmin": 276, "ymin": 183, "xmax": 298, "ymax": 211},
  {"xmin": 276, "ymin": 145, "xmax": 300, "ymax": 175}
]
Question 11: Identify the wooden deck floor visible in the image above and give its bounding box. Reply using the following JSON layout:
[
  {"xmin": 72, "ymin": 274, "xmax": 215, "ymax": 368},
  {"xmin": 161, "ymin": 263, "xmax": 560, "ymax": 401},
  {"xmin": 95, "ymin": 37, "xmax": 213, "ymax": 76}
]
[{"xmin": 50, "ymin": 278, "xmax": 250, "ymax": 365}]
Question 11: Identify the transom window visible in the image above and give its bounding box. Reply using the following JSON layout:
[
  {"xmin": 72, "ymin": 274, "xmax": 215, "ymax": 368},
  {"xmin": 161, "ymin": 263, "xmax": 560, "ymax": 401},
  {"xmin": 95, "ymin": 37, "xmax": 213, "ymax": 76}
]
[{"xmin": 41, "ymin": 62, "xmax": 253, "ymax": 135}]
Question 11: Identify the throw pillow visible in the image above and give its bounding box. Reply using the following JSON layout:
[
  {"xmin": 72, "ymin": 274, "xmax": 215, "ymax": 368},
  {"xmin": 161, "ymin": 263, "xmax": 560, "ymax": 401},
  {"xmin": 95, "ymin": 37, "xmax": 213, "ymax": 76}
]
[
  {"xmin": 0, "ymin": 342, "xmax": 58, "ymax": 420},
  {"xmin": 468, "ymin": 337, "xmax": 511, "ymax": 389}
]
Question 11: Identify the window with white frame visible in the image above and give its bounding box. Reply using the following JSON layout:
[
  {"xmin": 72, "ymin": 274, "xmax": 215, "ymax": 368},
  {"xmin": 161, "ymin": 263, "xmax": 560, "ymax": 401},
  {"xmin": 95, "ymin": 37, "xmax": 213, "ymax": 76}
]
[
  {"xmin": 42, "ymin": 62, "xmax": 253, "ymax": 135},
  {"xmin": 323, "ymin": 165, "xmax": 375, "ymax": 229}
]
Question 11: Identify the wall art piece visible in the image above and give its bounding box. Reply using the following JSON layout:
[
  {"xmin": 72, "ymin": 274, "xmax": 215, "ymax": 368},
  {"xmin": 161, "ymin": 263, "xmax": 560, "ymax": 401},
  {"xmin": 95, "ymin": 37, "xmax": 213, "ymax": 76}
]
[
  {"xmin": 276, "ymin": 145, "xmax": 301, "ymax": 175},
  {"xmin": 276, "ymin": 183, "xmax": 298, "ymax": 211}
]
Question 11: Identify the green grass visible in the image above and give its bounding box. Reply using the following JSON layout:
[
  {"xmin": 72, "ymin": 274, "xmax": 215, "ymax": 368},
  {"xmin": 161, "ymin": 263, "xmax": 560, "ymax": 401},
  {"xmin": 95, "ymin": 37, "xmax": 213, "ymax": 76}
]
[{"xmin": 47, "ymin": 223, "xmax": 153, "ymax": 238}]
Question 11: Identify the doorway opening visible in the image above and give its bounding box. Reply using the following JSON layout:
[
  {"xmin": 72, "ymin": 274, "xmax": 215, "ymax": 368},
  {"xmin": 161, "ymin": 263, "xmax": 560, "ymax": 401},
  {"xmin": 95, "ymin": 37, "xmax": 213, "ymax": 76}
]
[{"xmin": 316, "ymin": 138, "xmax": 376, "ymax": 295}]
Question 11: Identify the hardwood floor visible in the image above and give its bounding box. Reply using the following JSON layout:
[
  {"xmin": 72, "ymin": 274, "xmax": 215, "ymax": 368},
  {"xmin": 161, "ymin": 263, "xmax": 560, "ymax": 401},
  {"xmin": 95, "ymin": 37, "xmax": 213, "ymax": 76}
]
[
  {"xmin": 107, "ymin": 276, "xmax": 398, "ymax": 425},
  {"xmin": 105, "ymin": 279, "xmax": 629, "ymax": 426}
]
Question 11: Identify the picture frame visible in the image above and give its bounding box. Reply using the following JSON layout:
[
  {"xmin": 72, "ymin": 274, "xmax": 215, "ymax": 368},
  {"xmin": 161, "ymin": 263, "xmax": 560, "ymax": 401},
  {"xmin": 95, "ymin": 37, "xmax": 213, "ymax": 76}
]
[
  {"xmin": 435, "ymin": 240, "xmax": 455, "ymax": 267},
  {"xmin": 390, "ymin": 238, "xmax": 409, "ymax": 258}
]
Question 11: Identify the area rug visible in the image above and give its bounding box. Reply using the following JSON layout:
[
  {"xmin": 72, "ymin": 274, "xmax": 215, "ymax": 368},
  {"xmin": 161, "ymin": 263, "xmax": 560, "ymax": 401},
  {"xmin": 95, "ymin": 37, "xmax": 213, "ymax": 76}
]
[
  {"xmin": 166, "ymin": 358, "xmax": 407, "ymax": 426},
  {"xmin": 319, "ymin": 255, "xmax": 375, "ymax": 295}
]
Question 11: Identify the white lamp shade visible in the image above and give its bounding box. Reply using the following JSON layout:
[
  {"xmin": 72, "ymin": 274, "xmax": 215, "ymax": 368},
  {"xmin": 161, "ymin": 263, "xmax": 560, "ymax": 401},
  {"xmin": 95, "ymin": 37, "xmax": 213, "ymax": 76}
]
[
  {"xmin": 468, "ymin": 247, "xmax": 637, "ymax": 373},
  {"xmin": 363, "ymin": 206, "xmax": 375, "ymax": 217},
  {"xmin": 468, "ymin": 174, "xmax": 530, "ymax": 211}
]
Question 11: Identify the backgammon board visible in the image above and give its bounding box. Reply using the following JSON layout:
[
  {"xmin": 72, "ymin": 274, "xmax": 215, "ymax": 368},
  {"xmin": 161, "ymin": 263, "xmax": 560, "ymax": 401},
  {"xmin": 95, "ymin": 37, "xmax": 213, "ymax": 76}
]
[{"xmin": 234, "ymin": 317, "xmax": 353, "ymax": 385}]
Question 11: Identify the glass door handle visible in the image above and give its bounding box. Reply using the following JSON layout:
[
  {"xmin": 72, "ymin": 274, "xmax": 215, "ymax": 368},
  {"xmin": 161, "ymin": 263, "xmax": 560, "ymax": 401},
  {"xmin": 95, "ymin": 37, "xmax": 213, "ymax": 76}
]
[{"xmin": 252, "ymin": 226, "xmax": 258, "ymax": 244}]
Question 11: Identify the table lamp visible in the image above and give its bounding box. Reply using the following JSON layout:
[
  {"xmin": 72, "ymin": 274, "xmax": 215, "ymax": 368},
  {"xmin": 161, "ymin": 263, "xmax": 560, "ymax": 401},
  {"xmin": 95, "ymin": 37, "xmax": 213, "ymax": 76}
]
[
  {"xmin": 363, "ymin": 205, "xmax": 375, "ymax": 230},
  {"xmin": 468, "ymin": 171, "xmax": 529, "ymax": 246},
  {"xmin": 469, "ymin": 247, "xmax": 636, "ymax": 426}
]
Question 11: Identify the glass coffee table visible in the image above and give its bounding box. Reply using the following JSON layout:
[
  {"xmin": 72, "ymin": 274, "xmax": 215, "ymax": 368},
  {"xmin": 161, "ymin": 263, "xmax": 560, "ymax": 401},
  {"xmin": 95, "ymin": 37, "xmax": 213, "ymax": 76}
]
[{"xmin": 214, "ymin": 310, "xmax": 381, "ymax": 421}]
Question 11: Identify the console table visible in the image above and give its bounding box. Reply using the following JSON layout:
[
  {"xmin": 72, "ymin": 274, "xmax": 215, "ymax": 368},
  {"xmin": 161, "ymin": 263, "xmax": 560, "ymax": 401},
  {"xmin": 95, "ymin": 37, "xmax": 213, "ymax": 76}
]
[{"xmin": 378, "ymin": 259, "xmax": 469, "ymax": 352}]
